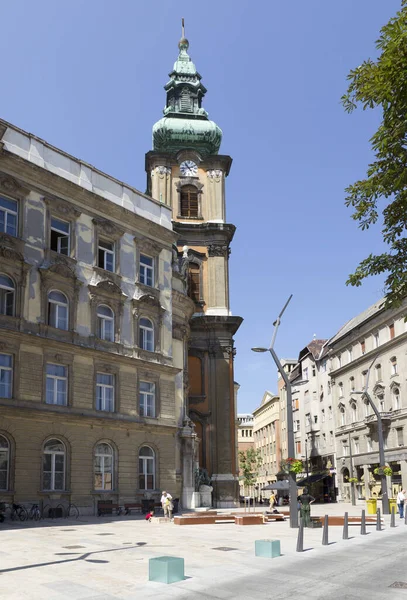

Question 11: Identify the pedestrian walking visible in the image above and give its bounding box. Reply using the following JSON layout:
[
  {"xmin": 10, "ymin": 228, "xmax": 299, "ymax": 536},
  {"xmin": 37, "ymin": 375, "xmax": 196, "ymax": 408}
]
[{"xmin": 397, "ymin": 489, "xmax": 406, "ymax": 519}]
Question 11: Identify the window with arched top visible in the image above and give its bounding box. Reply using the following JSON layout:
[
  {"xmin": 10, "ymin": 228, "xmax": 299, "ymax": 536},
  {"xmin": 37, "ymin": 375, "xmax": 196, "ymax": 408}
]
[
  {"xmin": 94, "ymin": 443, "xmax": 114, "ymax": 490},
  {"xmin": 0, "ymin": 435, "xmax": 10, "ymax": 491},
  {"xmin": 393, "ymin": 387, "xmax": 401, "ymax": 410},
  {"xmin": 139, "ymin": 446, "xmax": 155, "ymax": 490},
  {"xmin": 48, "ymin": 290, "xmax": 69, "ymax": 330},
  {"xmin": 390, "ymin": 356, "xmax": 398, "ymax": 376},
  {"xmin": 350, "ymin": 401, "xmax": 357, "ymax": 422},
  {"xmin": 97, "ymin": 305, "xmax": 114, "ymax": 342},
  {"xmin": 0, "ymin": 274, "xmax": 15, "ymax": 317},
  {"xmin": 339, "ymin": 404, "xmax": 346, "ymax": 426},
  {"xmin": 43, "ymin": 439, "xmax": 65, "ymax": 491},
  {"xmin": 139, "ymin": 317, "xmax": 154, "ymax": 352},
  {"xmin": 180, "ymin": 185, "xmax": 199, "ymax": 218}
]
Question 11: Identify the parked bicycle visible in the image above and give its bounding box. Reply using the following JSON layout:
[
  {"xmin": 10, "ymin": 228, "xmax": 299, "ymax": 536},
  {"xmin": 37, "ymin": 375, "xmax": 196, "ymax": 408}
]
[
  {"xmin": 10, "ymin": 503, "xmax": 27, "ymax": 521},
  {"xmin": 66, "ymin": 503, "xmax": 79, "ymax": 519},
  {"xmin": 28, "ymin": 504, "xmax": 41, "ymax": 521}
]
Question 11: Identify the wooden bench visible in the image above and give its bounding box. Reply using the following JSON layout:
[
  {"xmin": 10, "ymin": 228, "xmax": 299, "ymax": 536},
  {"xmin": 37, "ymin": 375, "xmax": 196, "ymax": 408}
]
[
  {"xmin": 174, "ymin": 514, "xmax": 237, "ymax": 526},
  {"xmin": 124, "ymin": 503, "xmax": 142, "ymax": 515},
  {"xmin": 97, "ymin": 503, "xmax": 121, "ymax": 517}
]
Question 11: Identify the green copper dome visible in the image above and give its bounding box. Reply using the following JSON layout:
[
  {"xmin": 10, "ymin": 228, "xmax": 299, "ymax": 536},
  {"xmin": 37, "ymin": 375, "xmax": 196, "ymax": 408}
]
[{"xmin": 152, "ymin": 35, "xmax": 222, "ymax": 156}]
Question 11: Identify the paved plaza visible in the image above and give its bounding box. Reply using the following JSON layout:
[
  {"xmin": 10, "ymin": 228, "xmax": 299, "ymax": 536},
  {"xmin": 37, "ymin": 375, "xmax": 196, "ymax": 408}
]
[{"xmin": 1, "ymin": 503, "xmax": 407, "ymax": 600}]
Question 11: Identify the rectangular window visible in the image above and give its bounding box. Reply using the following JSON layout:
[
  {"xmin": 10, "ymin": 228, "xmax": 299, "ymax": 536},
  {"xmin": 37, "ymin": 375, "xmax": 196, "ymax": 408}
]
[
  {"xmin": 362, "ymin": 371, "xmax": 368, "ymax": 388},
  {"xmin": 350, "ymin": 377, "xmax": 355, "ymax": 392},
  {"xmin": 353, "ymin": 438, "xmax": 360, "ymax": 454},
  {"xmin": 139, "ymin": 254, "xmax": 154, "ymax": 287},
  {"xmin": 305, "ymin": 413, "xmax": 311, "ymax": 427},
  {"xmin": 389, "ymin": 323, "xmax": 395, "ymax": 340},
  {"xmin": 330, "ymin": 431, "xmax": 334, "ymax": 444},
  {"xmin": 374, "ymin": 332, "xmax": 380, "ymax": 348},
  {"xmin": 0, "ymin": 197, "xmax": 17, "ymax": 237},
  {"xmin": 296, "ymin": 441, "xmax": 301, "ymax": 454},
  {"xmin": 46, "ymin": 364, "xmax": 67, "ymax": 406},
  {"xmin": 50, "ymin": 217, "xmax": 70, "ymax": 255},
  {"xmin": 139, "ymin": 381, "xmax": 155, "ymax": 417},
  {"xmin": 338, "ymin": 354, "xmax": 342, "ymax": 368},
  {"xmin": 98, "ymin": 240, "xmax": 114, "ymax": 272},
  {"xmin": 375, "ymin": 364, "xmax": 382, "ymax": 382},
  {"xmin": 348, "ymin": 348, "xmax": 353, "ymax": 362},
  {"xmin": 328, "ymin": 405, "xmax": 332, "ymax": 419},
  {"xmin": 366, "ymin": 436, "xmax": 373, "ymax": 452},
  {"xmin": 312, "ymin": 365, "xmax": 316, "ymax": 377},
  {"xmin": 397, "ymin": 427, "xmax": 404, "ymax": 447},
  {"xmin": 391, "ymin": 358, "xmax": 398, "ymax": 376},
  {"xmin": 321, "ymin": 360, "xmax": 327, "ymax": 373},
  {"xmin": 303, "ymin": 367, "xmax": 308, "ymax": 381},
  {"xmin": 96, "ymin": 373, "xmax": 114, "ymax": 412},
  {"xmin": 322, "ymin": 433, "xmax": 326, "ymax": 447},
  {"xmin": 321, "ymin": 409, "xmax": 325, "ymax": 422},
  {"xmin": 314, "ymin": 415, "xmax": 318, "ymax": 424},
  {"xmin": 0, "ymin": 354, "xmax": 12, "ymax": 398},
  {"xmin": 360, "ymin": 340, "xmax": 366, "ymax": 355},
  {"xmin": 342, "ymin": 441, "xmax": 349, "ymax": 455}
]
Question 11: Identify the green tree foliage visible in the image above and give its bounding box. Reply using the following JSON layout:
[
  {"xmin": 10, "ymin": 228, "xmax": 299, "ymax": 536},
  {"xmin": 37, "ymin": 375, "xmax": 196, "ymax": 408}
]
[
  {"xmin": 342, "ymin": 1, "xmax": 407, "ymax": 309},
  {"xmin": 238, "ymin": 448, "xmax": 262, "ymax": 493}
]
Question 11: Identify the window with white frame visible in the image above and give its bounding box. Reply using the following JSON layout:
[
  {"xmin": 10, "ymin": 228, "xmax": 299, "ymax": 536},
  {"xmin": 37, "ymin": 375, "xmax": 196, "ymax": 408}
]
[
  {"xmin": 394, "ymin": 388, "xmax": 401, "ymax": 410},
  {"xmin": 0, "ymin": 354, "xmax": 12, "ymax": 398},
  {"xmin": 97, "ymin": 305, "xmax": 114, "ymax": 342},
  {"xmin": 366, "ymin": 436, "xmax": 373, "ymax": 452},
  {"xmin": 0, "ymin": 196, "xmax": 17, "ymax": 237},
  {"xmin": 348, "ymin": 348, "xmax": 353, "ymax": 362},
  {"xmin": 360, "ymin": 340, "xmax": 366, "ymax": 355},
  {"xmin": 43, "ymin": 439, "xmax": 65, "ymax": 491},
  {"xmin": 0, "ymin": 435, "xmax": 10, "ymax": 491},
  {"xmin": 390, "ymin": 356, "xmax": 398, "ymax": 375},
  {"xmin": 375, "ymin": 364, "xmax": 382, "ymax": 382},
  {"xmin": 374, "ymin": 332, "xmax": 380, "ymax": 348},
  {"xmin": 139, "ymin": 317, "xmax": 154, "ymax": 352},
  {"xmin": 139, "ymin": 446, "xmax": 155, "ymax": 490},
  {"xmin": 139, "ymin": 381, "xmax": 155, "ymax": 417},
  {"xmin": 98, "ymin": 239, "xmax": 115, "ymax": 272},
  {"xmin": 48, "ymin": 290, "xmax": 69, "ymax": 330},
  {"xmin": 338, "ymin": 382, "xmax": 344, "ymax": 397},
  {"xmin": 139, "ymin": 254, "xmax": 154, "ymax": 287},
  {"xmin": 96, "ymin": 373, "xmax": 114, "ymax": 412},
  {"xmin": 303, "ymin": 367, "xmax": 308, "ymax": 380},
  {"xmin": 361, "ymin": 370, "xmax": 368, "ymax": 388},
  {"xmin": 342, "ymin": 440, "xmax": 349, "ymax": 455},
  {"xmin": 50, "ymin": 217, "xmax": 70, "ymax": 255},
  {"xmin": 397, "ymin": 427, "xmax": 404, "ymax": 447},
  {"xmin": 46, "ymin": 364, "xmax": 67, "ymax": 406},
  {"xmin": 353, "ymin": 438, "xmax": 360, "ymax": 454},
  {"xmin": 94, "ymin": 443, "xmax": 114, "ymax": 490},
  {"xmin": 378, "ymin": 395, "xmax": 385, "ymax": 412},
  {"xmin": 349, "ymin": 376, "xmax": 355, "ymax": 392},
  {"xmin": 0, "ymin": 275, "xmax": 15, "ymax": 316},
  {"xmin": 339, "ymin": 405, "xmax": 346, "ymax": 426},
  {"xmin": 350, "ymin": 401, "xmax": 357, "ymax": 422}
]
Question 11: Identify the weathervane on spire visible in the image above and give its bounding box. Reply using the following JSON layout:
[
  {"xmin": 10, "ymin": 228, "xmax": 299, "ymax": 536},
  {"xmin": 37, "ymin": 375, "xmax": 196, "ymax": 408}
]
[
  {"xmin": 182, "ymin": 17, "xmax": 185, "ymax": 38},
  {"xmin": 179, "ymin": 17, "xmax": 189, "ymax": 51}
]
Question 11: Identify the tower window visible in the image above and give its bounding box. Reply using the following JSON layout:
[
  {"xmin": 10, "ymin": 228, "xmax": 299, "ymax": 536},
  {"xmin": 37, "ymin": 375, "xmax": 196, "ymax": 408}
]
[
  {"xmin": 188, "ymin": 263, "xmax": 200, "ymax": 303},
  {"xmin": 180, "ymin": 186, "xmax": 199, "ymax": 218}
]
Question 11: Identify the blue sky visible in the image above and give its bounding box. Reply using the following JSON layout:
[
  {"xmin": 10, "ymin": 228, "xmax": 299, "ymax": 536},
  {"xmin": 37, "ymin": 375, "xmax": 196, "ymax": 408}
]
[{"xmin": 0, "ymin": 0, "xmax": 400, "ymax": 413}]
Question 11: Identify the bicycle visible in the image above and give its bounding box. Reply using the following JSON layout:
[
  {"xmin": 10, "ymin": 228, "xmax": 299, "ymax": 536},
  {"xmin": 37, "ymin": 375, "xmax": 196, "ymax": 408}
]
[
  {"xmin": 28, "ymin": 504, "xmax": 41, "ymax": 521},
  {"xmin": 66, "ymin": 503, "xmax": 79, "ymax": 519},
  {"xmin": 10, "ymin": 503, "xmax": 27, "ymax": 522}
]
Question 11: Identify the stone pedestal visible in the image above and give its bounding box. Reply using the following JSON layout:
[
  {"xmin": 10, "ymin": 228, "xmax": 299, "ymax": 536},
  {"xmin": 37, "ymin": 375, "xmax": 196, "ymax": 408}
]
[
  {"xmin": 190, "ymin": 492, "xmax": 201, "ymax": 509},
  {"xmin": 199, "ymin": 484, "xmax": 213, "ymax": 507}
]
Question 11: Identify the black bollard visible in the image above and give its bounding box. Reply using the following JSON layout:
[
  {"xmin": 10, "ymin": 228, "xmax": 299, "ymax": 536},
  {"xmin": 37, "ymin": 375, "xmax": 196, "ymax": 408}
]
[
  {"xmin": 390, "ymin": 505, "xmax": 396, "ymax": 528},
  {"xmin": 322, "ymin": 514, "xmax": 329, "ymax": 545},
  {"xmin": 343, "ymin": 511, "xmax": 349, "ymax": 540},
  {"xmin": 296, "ymin": 518, "xmax": 304, "ymax": 552},
  {"xmin": 361, "ymin": 509, "xmax": 367, "ymax": 535},
  {"xmin": 376, "ymin": 508, "xmax": 382, "ymax": 531}
]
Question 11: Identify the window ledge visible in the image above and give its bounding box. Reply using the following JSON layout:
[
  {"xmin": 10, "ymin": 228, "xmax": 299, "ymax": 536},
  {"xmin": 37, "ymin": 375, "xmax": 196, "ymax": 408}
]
[
  {"xmin": 48, "ymin": 250, "xmax": 77, "ymax": 266},
  {"xmin": 176, "ymin": 215, "xmax": 204, "ymax": 220},
  {"xmin": 136, "ymin": 283, "xmax": 160, "ymax": 297},
  {"xmin": 38, "ymin": 490, "xmax": 71, "ymax": 496},
  {"xmin": 93, "ymin": 267, "xmax": 122, "ymax": 286},
  {"xmin": 90, "ymin": 490, "xmax": 119, "ymax": 495}
]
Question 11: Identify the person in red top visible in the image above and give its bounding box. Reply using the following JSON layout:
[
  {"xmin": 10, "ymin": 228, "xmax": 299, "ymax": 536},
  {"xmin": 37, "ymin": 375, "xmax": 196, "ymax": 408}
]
[{"xmin": 145, "ymin": 510, "xmax": 154, "ymax": 522}]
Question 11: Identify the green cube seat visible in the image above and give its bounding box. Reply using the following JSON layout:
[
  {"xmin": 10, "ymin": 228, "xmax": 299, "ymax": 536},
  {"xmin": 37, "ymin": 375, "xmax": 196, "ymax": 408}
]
[
  {"xmin": 149, "ymin": 556, "xmax": 185, "ymax": 584},
  {"xmin": 255, "ymin": 539, "xmax": 281, "ymax": 558}
]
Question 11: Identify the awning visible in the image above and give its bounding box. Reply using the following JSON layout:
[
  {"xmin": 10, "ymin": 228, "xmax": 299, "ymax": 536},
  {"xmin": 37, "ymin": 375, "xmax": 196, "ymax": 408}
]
[
  {"xmin": 296, "ymin": 473, "xmax": 329, "ymax": 486},
  {"xmin": 262, "ymin": 481, "xmax": 290, "ymax": 491}
]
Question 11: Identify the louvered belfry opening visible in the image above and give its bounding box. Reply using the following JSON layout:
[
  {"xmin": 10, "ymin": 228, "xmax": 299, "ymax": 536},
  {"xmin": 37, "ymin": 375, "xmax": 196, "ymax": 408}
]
[
  {"xmin": 180, "ymin": 185, "xmax": 199, "ymax": 217},
  {"xmin": 188, "ymin": 263, "xmax": 200, "ymax": 303}
]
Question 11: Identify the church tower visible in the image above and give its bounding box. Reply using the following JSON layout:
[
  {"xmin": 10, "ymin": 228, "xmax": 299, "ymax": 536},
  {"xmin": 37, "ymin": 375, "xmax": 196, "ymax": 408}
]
[{"xmin": 146, "ymin": 25, "xmax": 242, "ymax": 507}]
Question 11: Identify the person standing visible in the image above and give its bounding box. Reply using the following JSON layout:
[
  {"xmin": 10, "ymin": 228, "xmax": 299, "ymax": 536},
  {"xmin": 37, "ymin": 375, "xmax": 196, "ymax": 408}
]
[
  {"xmin": 397, "ymin": 489, "xmax": 406, "ymax": 519},
  {"xmin": 269, "ymin": 493, "xmax": 276, "ymax": 511},
  {"xmin": 298, "ymin": 487, "xmax": 315, "ymax": 527},
  {"xmin": 161, "ymin": 491, "xmax": 173, "ymax": 520}
]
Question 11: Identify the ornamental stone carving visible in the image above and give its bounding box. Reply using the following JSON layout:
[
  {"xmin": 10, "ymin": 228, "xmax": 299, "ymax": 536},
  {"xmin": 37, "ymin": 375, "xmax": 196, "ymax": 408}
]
[
  {"xmin": 0, "ymin": 245, "xmax": 24, "ymax": 263},
  {"xmin": 135, "ymin": 237, "xmax": 163, "ymax": 256},
  {"xmin": 93, "ymin": 218, "xmax": 124, "ymax": 239},
  {"xmin": 0, "ymin": 174, "xmax": 21, "ymax": 194},
  {"xmin": 44, "ymin": 197, "xmax": 81, "ymax": 218},
  {"xmin": 206, "ymin": 169, "xmax": 223, "ymax": 179},
  {"xmin": 207, "ymin": 244, "xmax": 229, "ymax": 258},
  {"xmin": 155, "ymin": 166, "xmax": 171, "ymax": 176},
  {"xmin": 172, "ymin": 322, "xmax": 189, "ymax": 340},
  {"xmin": 94, "ymin": 280, "xmax": 124, "ymax": 296}
]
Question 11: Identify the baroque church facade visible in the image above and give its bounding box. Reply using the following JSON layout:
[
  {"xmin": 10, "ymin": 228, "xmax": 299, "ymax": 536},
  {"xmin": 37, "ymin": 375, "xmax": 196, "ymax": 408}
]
[{"xmin": 0, "ymin": 31, "xmax": 241, "ymax": 512}]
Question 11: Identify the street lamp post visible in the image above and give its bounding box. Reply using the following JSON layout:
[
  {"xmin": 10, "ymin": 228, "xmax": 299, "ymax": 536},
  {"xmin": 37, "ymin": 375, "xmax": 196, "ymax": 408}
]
[
  {"xmin": 354, "ymin": 355, "xmax": 389, "ymax": 515},
  {"xmin": 348, "ymin": 431, "xmax": 356, "ymax": 506},
  {"xmin": 252, "ymin": 294, "xmax": 299, "ymax": 528}
]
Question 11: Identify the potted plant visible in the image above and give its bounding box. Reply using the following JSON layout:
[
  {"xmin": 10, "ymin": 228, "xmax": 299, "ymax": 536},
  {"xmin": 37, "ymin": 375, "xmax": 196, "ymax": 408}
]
[
  {"xmin": 373, "ymin": 466, "xmax": 393, "ymax": 477},
  {"xmin": 280, "ymin": 458, "xmax": 304, "ymax": 474}
]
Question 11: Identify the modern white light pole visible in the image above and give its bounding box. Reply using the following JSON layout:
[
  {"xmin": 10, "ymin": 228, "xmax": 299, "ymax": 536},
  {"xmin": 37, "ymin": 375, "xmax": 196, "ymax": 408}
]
[{"xmin": 252, "ymin": 294, "xmax": 299, "ymax": 528}]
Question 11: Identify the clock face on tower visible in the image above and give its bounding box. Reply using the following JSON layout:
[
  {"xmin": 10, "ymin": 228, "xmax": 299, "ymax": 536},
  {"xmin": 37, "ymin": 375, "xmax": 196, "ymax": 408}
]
[{"xmin": 180, "ymin": 160, "xmax": 198, "ymax": 177}]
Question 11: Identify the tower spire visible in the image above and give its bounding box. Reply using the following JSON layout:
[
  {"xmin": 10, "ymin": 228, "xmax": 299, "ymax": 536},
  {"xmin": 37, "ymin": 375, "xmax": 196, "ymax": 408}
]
[{"xmin": 182, "ymin": 17, "xmax": 185, "ymax": 39}]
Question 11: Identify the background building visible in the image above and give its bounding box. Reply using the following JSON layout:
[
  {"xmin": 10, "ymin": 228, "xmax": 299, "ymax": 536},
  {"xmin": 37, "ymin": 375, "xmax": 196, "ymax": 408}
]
[
  {"xmin": 236, "ymin": 413, "xmax": 253, "ymax": 498},
  {"xmin": 329, "ymin": 299, "xmax": 407, "ymax": 502},
  {"xmin": 253, "ymin": 392, "xmax": 281, "ymax": 496}
]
